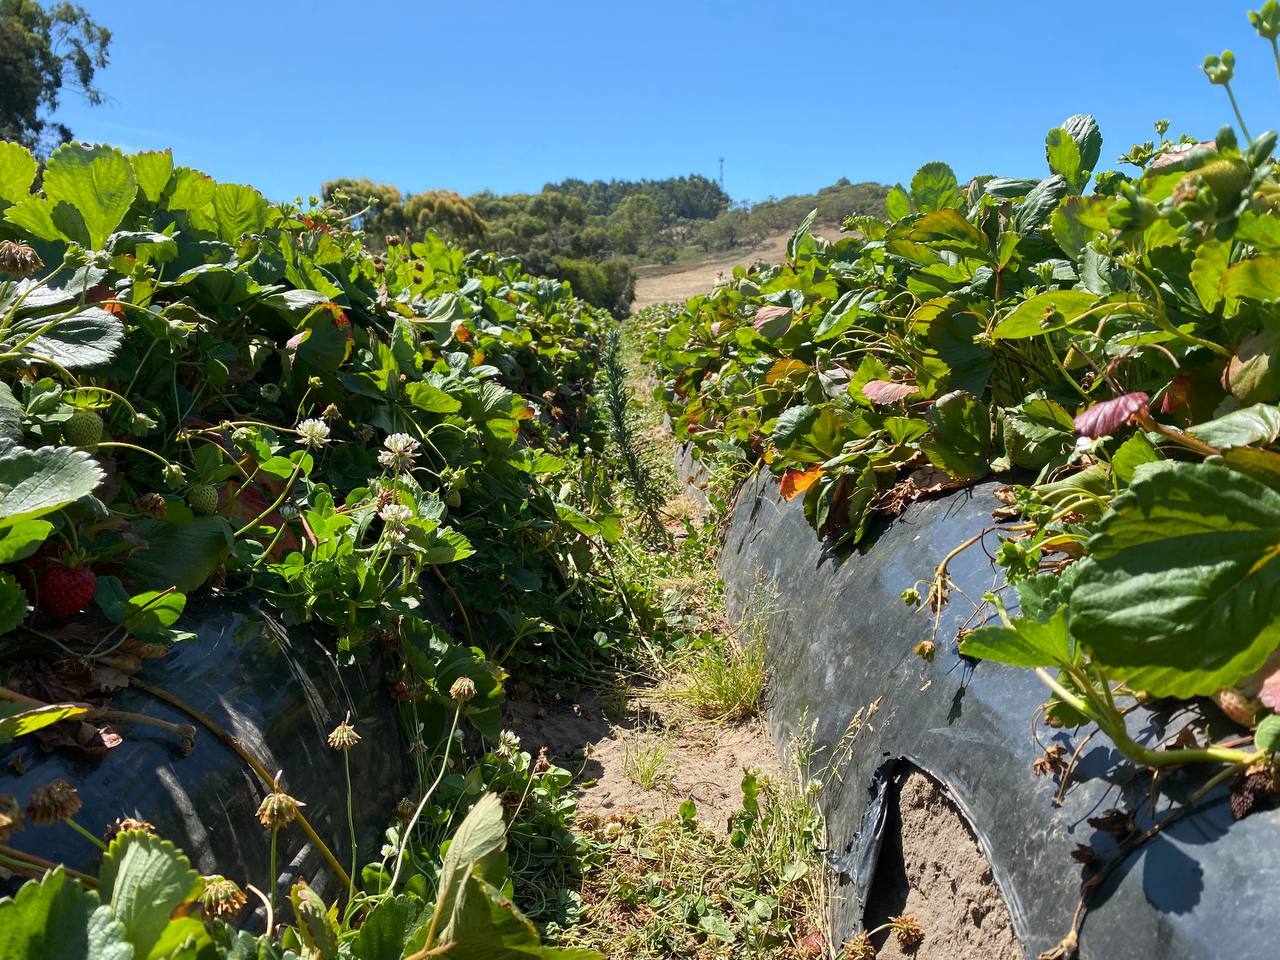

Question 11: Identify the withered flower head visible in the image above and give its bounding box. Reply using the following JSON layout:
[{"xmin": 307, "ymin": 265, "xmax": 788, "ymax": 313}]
[
  {"xmin": 892, "ymin": 915, "xmax": 924, "ymax": 949},
  {"xmin": 534, "ymin": 746, "xmax": 550, "ymax": 774},
  {"xmin": 327, "ymin": 715, "xmax": 360, "ymax": 751},
  {"xmin": 394, "ymin": 797, "xmax": 416, "ymax": 823},
  {"xmin": 200, "ymin": 875, "xmax": 247, "ymax": 922},
  {"xmin": 104, "ymin": 816, "xmax": 155, "ymax": 844},
  {"xmin": 449, "ymin": 676, "xmax": 477, "ymax": 704},
  {"xmin": 256, "ymin": 780, "xmax": 305, "ymax": 830},
  {"xmin": 842, "ymin": 932, "xmax": 875, "ymax": 960},
  {"xmin": 135, "ymin": 492, "xmax": 168, "ymax": 518},
  {"xmin": 0, "ymin": 241, "xmax": 43, "ymax": 278},
  {"xmin": 26, "ymin": 779, "xmax": 82, "ymax": 825},
  {"xmin": 0, "ymin": 794, "xmax": 23, "ymax": 842}
]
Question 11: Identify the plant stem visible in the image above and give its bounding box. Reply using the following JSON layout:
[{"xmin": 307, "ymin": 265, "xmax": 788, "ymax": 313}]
[
  {"xmin": 1034, "ymin": 667, "xmax": 1261, "ymax": 768},
  {"xmin": 235, "ymin": 459, "xmax": 303, "ymax": 536},
  {"xmin": 63, "ymin": 816, "xmax": 108, "ymax": 851},
  {"xmin": 128, "ymin": 677, "xmax": 351, "ymax": 890},
  {"xmin": 268, "ymin": 827, "xmax": 278, "ymax": 917},
  {"xmin": 0, "ymin": 845, "xmax": 98, "ymax": 886},
  {"xmin": 387, "ymin": 707, "xmax": 461, "ymax": 896},
  {"xmin": 344, "ymin": 751, "xmax": 356, "ymax": 908},
  {"xmin": 96, "ymin": 441, "xmax": 176, "ymax": 469},
  {"xmin": 1224, "ymin": 82, "xmax": 1253, "ymax": 143}
]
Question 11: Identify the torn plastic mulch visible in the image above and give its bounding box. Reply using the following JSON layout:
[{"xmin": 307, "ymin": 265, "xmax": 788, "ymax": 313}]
[
  {"xmin": 0, "ymin": 600, "xmax": 409, "ymax": 904},
  {"xmin": 712, "ymin": 464, "xmax": 1279, "ymax": 960}
]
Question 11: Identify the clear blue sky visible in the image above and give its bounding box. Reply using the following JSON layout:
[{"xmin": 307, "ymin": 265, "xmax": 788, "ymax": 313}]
[{"xmin": 50, "ymin": 1, "xmax": 1280, "ymax": 204}]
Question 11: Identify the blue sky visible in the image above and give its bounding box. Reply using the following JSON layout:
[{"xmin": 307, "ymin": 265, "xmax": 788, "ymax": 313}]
[{"xmin": 50, "ymin": 1, "xmax": 1280, "ymax": 204}]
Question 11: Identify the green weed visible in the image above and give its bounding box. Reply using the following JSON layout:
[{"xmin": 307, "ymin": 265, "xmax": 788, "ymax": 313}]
[{"xmin": 623, "ymin": 730, "xmax": 676, "ymax": 790}]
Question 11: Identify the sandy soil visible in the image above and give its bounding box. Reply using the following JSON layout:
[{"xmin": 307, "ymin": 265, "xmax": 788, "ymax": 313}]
[
  {"xmin": 504, "ymin": 690, "xmax": 778, "ymax": 831},
  {"xmin": 631, "ymin": 222, "xmax": 845, "ymax": 312},
  {"xmin": 864, "ymin": 771, "xmax": 1021, "ymax": 960}
]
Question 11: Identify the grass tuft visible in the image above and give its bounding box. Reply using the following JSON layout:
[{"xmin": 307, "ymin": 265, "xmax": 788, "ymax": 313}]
[
  {"xmin": 669, "ymin": 580, "xmax": 774, "ymax": 722},
  {"xmin": 622, "ymin": 730, "xmax": 676, "ymax": 790}
]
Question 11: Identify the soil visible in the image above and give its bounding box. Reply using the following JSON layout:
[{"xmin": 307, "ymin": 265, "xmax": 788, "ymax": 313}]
[
  {"xmin": 504, "ymin": 689, "xmax": 778, "ymax": 831},
  {"xmin": 631, "ymin": 222, "xmax": 845, "ymax": 311},
  {"xmin": 864, "ymin": 770, "xmax": 1021, "ymax": 960}
]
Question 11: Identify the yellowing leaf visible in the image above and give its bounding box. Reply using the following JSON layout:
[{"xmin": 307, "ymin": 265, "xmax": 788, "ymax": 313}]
[
  {"xmin": 765, "ymin": 359, "xmax": 809, "ymax": 384},
  {"xmin": 780, "ymin": 466, "xmax": 822, "ymax": 501}
]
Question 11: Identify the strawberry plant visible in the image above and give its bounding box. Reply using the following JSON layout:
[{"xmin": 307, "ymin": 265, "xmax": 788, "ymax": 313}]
[
  {"xmin": 650, "ymin": 4, "xmax": 1280, "ymax": 813},
  {"xmin": 0, "ymin": 128, "xmax": 634, "ymax": 944},
  {"xmin": 0, "ymin": 796, "xmax": 592, "ymax": 959}
]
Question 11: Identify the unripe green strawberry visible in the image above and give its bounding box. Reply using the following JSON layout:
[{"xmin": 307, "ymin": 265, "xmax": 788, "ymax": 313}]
[
  {"xmin": 62, "ymin": 410, "xmax": 103, "ymax": 450},
  {"xmin": 1196, "ymin": 157, "xmax": 1251, "ymax": 211},
  {"xmin": 187, "ymin": 483, "xmax": 219, "ymax": 516}
]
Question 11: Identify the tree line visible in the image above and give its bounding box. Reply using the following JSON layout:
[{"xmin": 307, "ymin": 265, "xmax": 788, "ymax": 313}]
[{"xmin": 320, "ymin": 174, "xmax": 889, "ymax": 315}]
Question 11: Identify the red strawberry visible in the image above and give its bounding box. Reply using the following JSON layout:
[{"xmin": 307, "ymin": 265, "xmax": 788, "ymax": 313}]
[{"xmin": 39, "ymin": 563, "xmax": 97, "ymax": 618}]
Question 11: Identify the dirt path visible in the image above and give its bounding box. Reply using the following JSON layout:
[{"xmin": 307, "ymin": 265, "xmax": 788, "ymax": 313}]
[
  {"xmin": 631, "ymin": 222, "xmax": 845, "ymax": 311},
  {"xmin": 505, "ymin": 690, "xmax": 778, "ymax": 831}
]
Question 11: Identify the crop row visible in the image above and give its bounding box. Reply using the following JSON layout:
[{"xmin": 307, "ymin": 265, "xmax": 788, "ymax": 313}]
[
  {"xmin": 649, "ymin": 81, "xmax": 1280, "ymax": 788},
  {"xmin": 0, "ymin": 138, "xmax": 617, "ymax": 957}
]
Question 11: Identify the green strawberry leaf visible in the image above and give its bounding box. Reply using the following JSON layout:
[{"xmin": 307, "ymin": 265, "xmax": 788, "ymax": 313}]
[
  {"xmin": 40, "ymin": 143, "xmax": 138, "ymax": 251},
  {"xmin": 960, "ymin": 608, "xmax": 1072, "ymax": 668},
  {"xmin": 0, "ymin": 141, "xmax": 38, "ymax": 211},
  {"xmin": 0, "ymin": 442, "xmax": 105, "ymax": 530},
  {"xmin": 98, "ymin": 830, "xmax": 201, "ymax": 960},
  {"xmin": 1068, "ymin": 462, "xmax": 1280, "ymax": 697},
  {"xmin": 0, "ymin": 701, "xmax": 88, "ymax": 743},
  {"xmin": 0, "ymin": 868, "xmax": 129, "ymax": 960}
]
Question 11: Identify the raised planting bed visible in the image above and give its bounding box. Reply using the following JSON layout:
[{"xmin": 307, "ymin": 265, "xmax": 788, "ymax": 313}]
[
  {"xmin": 703, "ymin": 461, "xmax": 1279, "ymax": 960},
  {"xmin": 0, "ymin": 598, "xmax": 407, "ymax": 903}
]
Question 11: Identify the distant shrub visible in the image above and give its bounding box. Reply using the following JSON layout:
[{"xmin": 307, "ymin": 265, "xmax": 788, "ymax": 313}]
[{"xmin": 555, "ymin": 256, "xmax": 635, "ymax": 316}]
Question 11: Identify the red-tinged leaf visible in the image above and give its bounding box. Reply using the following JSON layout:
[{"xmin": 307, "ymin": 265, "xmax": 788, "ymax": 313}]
[
  {"xmin": 780, "ymin": 466, "xmax": 822, "ymax": 501},
  {"xmin": 863, "ymin": 380, "xmax": 917, "ymax": 405},
  {"xmin": 754, "ymin": 305, "xmax": 793, "ymax": 337},
  {"xmin": 1261, "ymin": 667, "xmax": 1280, "ymax": 711},
  {"xmin": 1160, "ymin": 375, "xmax": 1191, "ymax": 414},
  {"xmin": 1073, "ymin": 392, "xmax": 1149, "ymax": 438}
]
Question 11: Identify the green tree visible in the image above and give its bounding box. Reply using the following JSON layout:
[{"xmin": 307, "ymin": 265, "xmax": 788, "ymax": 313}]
[
  {"xmin": 0, "ymin": 0, "xmax": 111, "ymax": 152},
  {"xmin": 607, "ymin": 193, "xmax": 660, "ymax": 255},
  {"xmin": 403, "ymin": 189, "xmax": 487, "ymax": 248}
]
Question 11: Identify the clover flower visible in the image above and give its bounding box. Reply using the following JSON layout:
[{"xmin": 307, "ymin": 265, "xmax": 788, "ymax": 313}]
[
  {"xmin": 379, "ymin": 502, "xmax": 413, "ymax": 540},
  {"xmin": 892, "ymin": 915, "xmax": 924, "ymax": 948},
  {"xmin": 295, "ymin": 418, "xmax": 330, "ymax": 448},
  {"xmin": 378, "ymin": 433, "xmax": 420, "ymax": 471},
  {"xmin": 842, "ymin": 932, "xmax": 874, "ymax": 960},
  {"xmin": 495, "ymin": 730, "xmax": 521, "ymax": 759}
]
